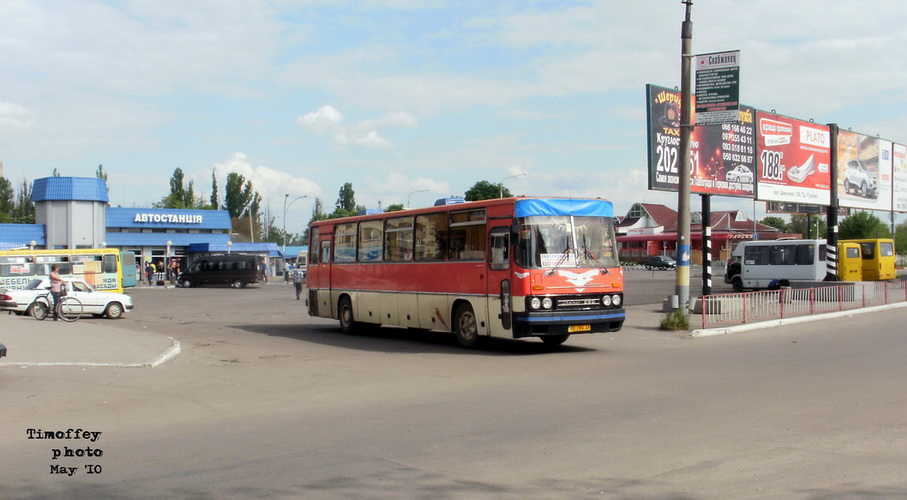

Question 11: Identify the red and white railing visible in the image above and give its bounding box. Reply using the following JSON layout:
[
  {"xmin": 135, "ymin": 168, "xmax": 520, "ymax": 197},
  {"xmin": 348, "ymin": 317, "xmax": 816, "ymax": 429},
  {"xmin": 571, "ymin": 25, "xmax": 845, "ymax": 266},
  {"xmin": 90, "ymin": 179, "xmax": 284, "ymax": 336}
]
[{"xmin": 700, "ymin": 281, "xmax": 907, "ymax": 329}]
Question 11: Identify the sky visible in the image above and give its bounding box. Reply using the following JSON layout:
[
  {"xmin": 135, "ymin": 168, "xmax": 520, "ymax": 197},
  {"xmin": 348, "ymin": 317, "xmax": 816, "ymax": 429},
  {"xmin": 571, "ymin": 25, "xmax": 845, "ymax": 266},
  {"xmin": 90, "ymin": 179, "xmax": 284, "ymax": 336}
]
[{"xmin": 2, "ymin": 0, "xmax": 907, "ymax": 234}]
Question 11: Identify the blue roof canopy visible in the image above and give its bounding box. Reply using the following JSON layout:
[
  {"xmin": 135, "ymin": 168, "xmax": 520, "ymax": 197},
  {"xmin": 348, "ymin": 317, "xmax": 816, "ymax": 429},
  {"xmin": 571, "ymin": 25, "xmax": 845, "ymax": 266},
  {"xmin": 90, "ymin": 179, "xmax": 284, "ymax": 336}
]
[
  {"xmin": 32, "ymin": 177, "xmax": 109, "ymax": 203},
  {"xmin": 515, "ymin": 198, "xmax": 614, "ymax": 218}
]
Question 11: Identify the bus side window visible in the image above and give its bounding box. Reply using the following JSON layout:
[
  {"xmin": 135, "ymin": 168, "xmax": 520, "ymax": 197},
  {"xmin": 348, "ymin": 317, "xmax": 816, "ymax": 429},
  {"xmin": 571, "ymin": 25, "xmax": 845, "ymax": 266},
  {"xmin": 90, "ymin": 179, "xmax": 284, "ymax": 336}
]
[
  {"xmin": 309, "ymin": 227, "xmax": 320, "ymax": 265},
  {"xmin": 334, "ymin": 223, "xmax": 357, "ymax": 263},
  {"xmin": 796, "ymin": 245, "xmax": 814, "ymax": 265},
  {"xmin": 415, "ymin": 213, "xmax": 448, "ymax": 261},
  {"xmin": 744, "ymin": 245, "xmax": 768, "ymax": 265},
  {"xmin": 320, "ymin": 241, "xmax": 331, "ymax": 264},
  {"xmin": 860, "ymin": 243, "xmax": 874, "ymax": 260},
  {"xmin": 489, "ymin": 228, "xmax": 510, "ymax": 270},
  {"xmin": 103, "ymin": 254, "xmax": 118, "ymax": 273}
]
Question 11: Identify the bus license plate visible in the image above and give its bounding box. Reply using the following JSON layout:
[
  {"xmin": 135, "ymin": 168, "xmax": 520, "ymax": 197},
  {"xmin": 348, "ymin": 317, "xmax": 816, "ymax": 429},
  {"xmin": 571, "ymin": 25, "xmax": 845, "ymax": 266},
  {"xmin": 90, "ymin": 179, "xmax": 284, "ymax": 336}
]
[{"xmin": 568, "ymin": 324, "xmax": 591, "ymax": 333}]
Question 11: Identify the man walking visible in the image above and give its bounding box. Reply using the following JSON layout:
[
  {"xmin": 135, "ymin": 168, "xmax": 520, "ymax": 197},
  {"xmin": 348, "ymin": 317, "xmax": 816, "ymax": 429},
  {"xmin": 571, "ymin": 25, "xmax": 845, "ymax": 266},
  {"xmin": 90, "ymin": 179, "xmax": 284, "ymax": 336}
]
[{"xmin": 292, "ymin": 267, "xmax": 304, "ymax": 300}]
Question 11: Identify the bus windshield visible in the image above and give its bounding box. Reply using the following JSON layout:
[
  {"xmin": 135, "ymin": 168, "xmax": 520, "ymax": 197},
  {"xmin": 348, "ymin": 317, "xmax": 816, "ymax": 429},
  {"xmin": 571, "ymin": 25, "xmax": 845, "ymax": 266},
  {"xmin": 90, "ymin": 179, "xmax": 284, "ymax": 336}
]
[{"xmin": 515, "ymin": 215, "xmax": 619, "ymax": 269}]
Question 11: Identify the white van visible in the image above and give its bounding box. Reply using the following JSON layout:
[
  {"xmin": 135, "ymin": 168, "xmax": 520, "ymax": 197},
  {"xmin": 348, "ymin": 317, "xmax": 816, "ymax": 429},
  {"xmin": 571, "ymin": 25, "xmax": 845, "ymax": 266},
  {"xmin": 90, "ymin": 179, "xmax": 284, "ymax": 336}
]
[{"xmin": 724, "ymin": 239, "xmax": 826, "ymax": 292}]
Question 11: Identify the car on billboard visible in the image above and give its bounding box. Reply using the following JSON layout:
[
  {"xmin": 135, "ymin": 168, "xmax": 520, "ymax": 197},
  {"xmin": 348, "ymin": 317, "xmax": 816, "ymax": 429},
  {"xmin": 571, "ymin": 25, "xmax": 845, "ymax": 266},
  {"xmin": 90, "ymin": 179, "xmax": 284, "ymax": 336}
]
[
  {"xmin": 843, "ymin": 159, "xmax": 878, "ymax": 198},
  {"xmin": 725, "ymin": 165, "xmax": 753, "ymax": 183}
]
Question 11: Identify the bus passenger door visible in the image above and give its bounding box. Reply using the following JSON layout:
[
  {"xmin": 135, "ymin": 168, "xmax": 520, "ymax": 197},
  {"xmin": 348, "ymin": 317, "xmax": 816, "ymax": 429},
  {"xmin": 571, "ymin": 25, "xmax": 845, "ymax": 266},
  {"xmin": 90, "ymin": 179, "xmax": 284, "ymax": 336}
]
[
  {"xmin": 487, "ymin": 226, "xmax": 512, "ymax": 337},
  {"xmin": 319, "ymin": 238, "xmax": 333, "ymax": 317}
]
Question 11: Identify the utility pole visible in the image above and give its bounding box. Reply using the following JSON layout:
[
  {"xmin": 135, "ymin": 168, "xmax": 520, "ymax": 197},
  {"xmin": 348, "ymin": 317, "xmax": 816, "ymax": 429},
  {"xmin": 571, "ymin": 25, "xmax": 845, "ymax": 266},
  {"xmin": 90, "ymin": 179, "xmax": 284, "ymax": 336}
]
[
  {"xmin": 675, "ymin": 0, "xmax": 694, "ymax": 311},
  {"xmin": 825, "ymin": 123, "xmax": 840, "ymax": 281}
]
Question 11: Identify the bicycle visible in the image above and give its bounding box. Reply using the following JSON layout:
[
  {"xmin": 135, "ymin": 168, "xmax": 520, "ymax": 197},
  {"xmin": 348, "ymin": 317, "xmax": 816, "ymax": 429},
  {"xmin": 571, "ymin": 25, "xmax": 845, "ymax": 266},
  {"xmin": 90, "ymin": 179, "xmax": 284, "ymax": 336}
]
[{"xmin": 31, "ymin": 286, "xmax": 83, "ymax": 322}]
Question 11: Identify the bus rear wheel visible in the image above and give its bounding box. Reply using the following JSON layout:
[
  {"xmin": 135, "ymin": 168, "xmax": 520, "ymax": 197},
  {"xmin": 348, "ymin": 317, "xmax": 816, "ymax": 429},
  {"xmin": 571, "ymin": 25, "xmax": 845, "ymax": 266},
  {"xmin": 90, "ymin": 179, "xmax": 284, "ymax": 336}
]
[
  {"xmin": 338, "ymin": 296, "xmax": 358, "ymax": 334},
  {"xmin": 453, "ymin": 303, "xmax": 480, "ymax": 348}
]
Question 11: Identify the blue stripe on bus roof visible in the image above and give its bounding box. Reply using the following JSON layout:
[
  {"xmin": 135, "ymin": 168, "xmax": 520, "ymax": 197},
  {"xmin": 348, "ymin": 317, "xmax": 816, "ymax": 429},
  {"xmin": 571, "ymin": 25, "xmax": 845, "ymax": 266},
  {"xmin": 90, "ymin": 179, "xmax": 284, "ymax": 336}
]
[{"xmin": 514, "ymin": 198, "xmax": 614, "ymax": 218}]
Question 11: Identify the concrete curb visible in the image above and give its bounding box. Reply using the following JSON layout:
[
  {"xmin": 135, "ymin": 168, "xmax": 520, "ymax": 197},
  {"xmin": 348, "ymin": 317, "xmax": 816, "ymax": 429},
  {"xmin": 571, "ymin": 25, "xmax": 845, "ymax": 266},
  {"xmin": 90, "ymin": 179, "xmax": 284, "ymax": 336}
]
[
  {"xmin": 690, "ymin": 301, "xmax": 907, "ymax": 337},
  {"xmin": 4, "ymin": 337, "xmax": 181, "ymax": 368}
]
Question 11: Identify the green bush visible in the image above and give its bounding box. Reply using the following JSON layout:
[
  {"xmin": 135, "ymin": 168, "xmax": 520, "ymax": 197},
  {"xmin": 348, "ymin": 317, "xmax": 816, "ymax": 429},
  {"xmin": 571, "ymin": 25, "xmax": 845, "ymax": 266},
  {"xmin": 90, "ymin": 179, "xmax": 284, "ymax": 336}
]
[{"xmin": 659, "ymin": 309, "xmax": 690, "ymax": 331}]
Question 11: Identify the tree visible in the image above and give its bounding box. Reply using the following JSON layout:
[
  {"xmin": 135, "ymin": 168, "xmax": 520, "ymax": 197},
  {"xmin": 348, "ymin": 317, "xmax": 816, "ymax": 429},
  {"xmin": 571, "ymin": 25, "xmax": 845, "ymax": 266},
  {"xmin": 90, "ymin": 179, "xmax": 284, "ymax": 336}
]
[
  {"xmin": 328, "ymin": 183, "xmax": 363, "ymax": 219},
  {"xmin": 790, "ymin": 214, "xmax": 827, "ymax": 239},
  {"xmin": 13, "ymin": 178, "xmax": 35, "ymax": 223},
  {"xmin": 465, "ymin": 180, "xmax": 510, "ymax": 201},
  {"xmin": 96, "ymin": 164, "xmax": 109, "ymax": 193},
  {"xmin": 385, "ymin": 203, "xmax": 404, "ymax": 212},
  {"xmin": 839, "ymin": 211, "xmax": 891, "ymax": 239},
  {"xmin": 0, "ymin": 176, "xmax": 14, "ymax": 223},
  {"xmin": 336, "ymin": 183, "xmax": 356, "ymax": 212},
  {"xmin": 760, "ymin": 216, "xmax": 789, "ymax": 233},
  {"xmin": 154, "ymin": 168, "xmax": 206, "ymax": 209},
  {"xmin": 223, "ymin": 172, "xmax": 256, "ymax": 219},
  {"xmin": 895, "ymin": 223, "xmax": 907, "ymax": 255},
  {"xmin": 210, "ymin": 168, "xmax": 219, "ymax": 209}
]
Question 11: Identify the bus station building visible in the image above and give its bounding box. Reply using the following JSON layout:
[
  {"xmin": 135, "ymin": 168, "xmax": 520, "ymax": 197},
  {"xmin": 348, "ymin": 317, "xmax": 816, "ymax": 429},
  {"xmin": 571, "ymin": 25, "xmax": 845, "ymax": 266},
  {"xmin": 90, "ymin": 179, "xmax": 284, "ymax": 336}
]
[{"xmin": 0, "ymin": 176, "xmax": 283, "ymax": 274}]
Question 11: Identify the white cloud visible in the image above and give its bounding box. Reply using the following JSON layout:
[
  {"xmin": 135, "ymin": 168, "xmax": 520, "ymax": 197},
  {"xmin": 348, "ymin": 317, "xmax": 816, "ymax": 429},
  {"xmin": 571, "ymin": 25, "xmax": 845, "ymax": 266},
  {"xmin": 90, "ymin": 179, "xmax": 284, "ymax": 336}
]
[
  {"xmin": 214, "ymin": 152, "xmax": 321, "ymax": 202},
  {"xmin": 297, "ymin": 105, "xmax": 345, "ymax": 133},
  {"xmin": 359, "ymin": 172, "xmax": 450, "ymax": 209},
  {"xmin": 298, "ymin": 105, "xmax": 416, "ymax": 150},
  {"xmin": 0, "ymin": 102, "xmax": 34, "ymax": 130}
]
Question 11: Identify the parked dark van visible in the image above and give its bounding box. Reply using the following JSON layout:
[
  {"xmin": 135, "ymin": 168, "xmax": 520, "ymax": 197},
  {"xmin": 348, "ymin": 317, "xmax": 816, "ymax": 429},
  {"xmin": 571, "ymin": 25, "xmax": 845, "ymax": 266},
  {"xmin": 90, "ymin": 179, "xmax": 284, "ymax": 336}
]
[{"xmin": 178, "ymin": 255, "xmax": 260, "ymax": 288}]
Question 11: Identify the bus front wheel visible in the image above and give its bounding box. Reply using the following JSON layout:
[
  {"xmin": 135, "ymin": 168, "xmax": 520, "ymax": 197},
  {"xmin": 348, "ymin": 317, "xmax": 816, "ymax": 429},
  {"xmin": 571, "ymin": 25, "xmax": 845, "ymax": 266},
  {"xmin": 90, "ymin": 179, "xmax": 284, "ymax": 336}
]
[
  {"xmin": 732, "ymin": 277, "xmax": 743, "ymax": 293},
  {"xmin": 453, "ymin": 303, "xmax": 480, "ymax": 348},
  {"xmin": 541, "ymin": 334, "xmax": 569, "ymax": 346}
]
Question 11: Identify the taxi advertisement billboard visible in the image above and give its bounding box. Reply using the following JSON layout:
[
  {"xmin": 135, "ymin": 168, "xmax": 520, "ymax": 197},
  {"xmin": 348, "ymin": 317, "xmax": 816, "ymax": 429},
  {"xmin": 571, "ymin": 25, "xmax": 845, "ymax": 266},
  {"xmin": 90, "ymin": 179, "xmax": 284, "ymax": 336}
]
[{"xmin": 646, "ymin": 84, "xmax": 755, "ymax": 198}]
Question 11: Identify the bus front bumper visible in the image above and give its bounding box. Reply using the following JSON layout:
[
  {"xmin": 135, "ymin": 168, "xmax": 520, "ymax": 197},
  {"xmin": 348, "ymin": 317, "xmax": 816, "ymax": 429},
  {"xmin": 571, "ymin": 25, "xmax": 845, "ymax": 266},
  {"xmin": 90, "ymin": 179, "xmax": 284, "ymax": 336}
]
[{"xmin": 511, "ymin": 309, "xmax": 625, "ymax": 337}]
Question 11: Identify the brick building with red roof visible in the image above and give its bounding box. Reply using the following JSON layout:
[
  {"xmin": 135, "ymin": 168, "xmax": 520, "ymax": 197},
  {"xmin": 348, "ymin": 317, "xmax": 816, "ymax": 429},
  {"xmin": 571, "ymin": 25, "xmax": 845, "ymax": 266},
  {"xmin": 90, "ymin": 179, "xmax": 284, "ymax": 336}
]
[{"xmin": 616, "ymin": 203, "xmax": 797, "ymax": 264}]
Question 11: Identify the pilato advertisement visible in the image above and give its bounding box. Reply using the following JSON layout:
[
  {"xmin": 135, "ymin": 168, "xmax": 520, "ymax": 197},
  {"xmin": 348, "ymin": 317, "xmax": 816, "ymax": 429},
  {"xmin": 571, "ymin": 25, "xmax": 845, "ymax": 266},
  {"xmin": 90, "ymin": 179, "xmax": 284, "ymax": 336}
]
[{"xmin": 754, "ymin": 111, "xmax": 831, "ymax": 205}]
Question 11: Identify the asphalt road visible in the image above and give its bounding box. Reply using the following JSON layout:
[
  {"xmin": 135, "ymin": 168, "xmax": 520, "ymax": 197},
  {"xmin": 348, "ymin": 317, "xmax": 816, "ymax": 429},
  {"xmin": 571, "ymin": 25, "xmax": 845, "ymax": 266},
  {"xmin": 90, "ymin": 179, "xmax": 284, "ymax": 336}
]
[{"xmin": 3, "ymin": 277, "xmax": 906, "ymax": 499}]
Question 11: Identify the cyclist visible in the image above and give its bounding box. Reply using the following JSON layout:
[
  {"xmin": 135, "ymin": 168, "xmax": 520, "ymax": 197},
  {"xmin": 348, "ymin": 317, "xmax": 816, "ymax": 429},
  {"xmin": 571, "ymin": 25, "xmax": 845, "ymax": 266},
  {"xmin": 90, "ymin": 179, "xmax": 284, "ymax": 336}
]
[{"xmin": 49, "ymin": 264, "xmax": 65, "ymax": 321}]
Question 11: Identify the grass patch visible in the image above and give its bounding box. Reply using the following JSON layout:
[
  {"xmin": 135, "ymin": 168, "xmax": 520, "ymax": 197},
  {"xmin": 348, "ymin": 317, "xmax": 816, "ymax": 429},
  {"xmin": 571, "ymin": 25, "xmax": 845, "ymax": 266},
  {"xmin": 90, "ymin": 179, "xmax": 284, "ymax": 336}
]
[{"xmin": 659, "ymin": 309, "xmax": 690, "ymax": 331}]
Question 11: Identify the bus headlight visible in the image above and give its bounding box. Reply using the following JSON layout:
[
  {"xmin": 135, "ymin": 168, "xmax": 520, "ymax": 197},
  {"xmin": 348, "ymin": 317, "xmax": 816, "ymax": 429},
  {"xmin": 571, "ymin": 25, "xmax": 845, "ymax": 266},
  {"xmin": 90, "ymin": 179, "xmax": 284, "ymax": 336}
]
[
  {"xmin": 541, "ymin": 297, "xmax": 553, "ymax": 309},
  {"xmin": 530, "ymin": 297, "xmax": 541, "ymax": 310},
  {"xmin": 601, "ymin": 295, "xmax": 612, "ymax": 306},
  {"xmin": 612, "ymin": 294, "xmax": 621, "ymax": 306}
]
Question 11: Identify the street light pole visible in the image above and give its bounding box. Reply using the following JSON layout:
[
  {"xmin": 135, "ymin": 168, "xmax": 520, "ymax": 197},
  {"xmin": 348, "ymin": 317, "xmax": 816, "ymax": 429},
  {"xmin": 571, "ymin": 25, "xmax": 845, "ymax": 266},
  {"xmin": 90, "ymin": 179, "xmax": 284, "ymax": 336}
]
[
  {"xmin": 498, "ymin": 172, "xmax": 527, "ymax": 198},
  {"xmin": 674, "ymin": 0, "xmax": 694, "ymax": 312},
  {"xmin": 407, "ymin": 188, "xmax": 430, "ymax": 208},
  {"xmin": 283, "ymin": 194, "xmax": 308, "ymax": 257}
]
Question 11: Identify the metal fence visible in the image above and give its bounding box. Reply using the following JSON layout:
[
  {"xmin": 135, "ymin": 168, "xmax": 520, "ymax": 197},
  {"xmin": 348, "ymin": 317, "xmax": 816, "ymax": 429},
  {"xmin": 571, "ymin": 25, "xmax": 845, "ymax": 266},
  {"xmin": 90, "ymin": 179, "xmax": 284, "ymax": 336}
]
[{"xmin": 700, "ymin": 281, "xmax": 907, "ymax": 329}]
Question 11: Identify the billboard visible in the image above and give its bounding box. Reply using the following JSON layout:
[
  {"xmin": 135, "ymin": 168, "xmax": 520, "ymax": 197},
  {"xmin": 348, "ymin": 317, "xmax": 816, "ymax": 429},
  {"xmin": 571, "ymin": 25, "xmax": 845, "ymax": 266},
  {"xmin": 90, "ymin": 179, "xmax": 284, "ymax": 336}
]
[
  {"xmin": 695, "ymin": 50, "xmax": 740, "ymax": 126},
  {"xmin": 893, "ymin": 143, "xmax": 907, "ymax": 212},
  {"xmin": 766, "ymin": 202, "xmax": 850, "ymax": 216},
  {"xmin": 646, "ymin": 84, "xmax": 755, "ymax": 198},
  {"xmin": 836, "ymin": 130, "xmax": 892, "ymax": 211},
  {"xmin": 754, "ymin": 112, "xmax": 831, "ymax": 205}
]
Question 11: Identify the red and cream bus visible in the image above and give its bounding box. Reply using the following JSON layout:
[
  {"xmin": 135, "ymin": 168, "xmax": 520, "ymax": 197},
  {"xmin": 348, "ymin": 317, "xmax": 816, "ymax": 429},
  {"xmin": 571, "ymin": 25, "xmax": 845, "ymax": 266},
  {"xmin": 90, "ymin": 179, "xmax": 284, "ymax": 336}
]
[{"xmin": 306, "ymin": 196, "xmax": 625, "ymax": 347}]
